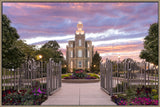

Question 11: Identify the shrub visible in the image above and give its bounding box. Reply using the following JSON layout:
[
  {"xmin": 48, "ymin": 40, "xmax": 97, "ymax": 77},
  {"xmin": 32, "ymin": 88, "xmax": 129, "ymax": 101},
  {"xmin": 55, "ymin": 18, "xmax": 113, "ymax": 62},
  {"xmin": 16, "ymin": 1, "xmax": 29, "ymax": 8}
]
[
  {"xmin": 62, "ymin": 67, "xmax": 67, "ymax": 74},
  {"xmin": 125, "ymin": 73, "xmax": 137, "ymax": 79},
  {"xmin": 73, "ymin": 69, "xmax": 87, "ymax": 78},
  {"xmin": 112, "ymin": 85, "xmax": 159, "ymax": 105},
  {"xmin": 112, "ymin": 72, "xmax": 120, "ymax": 77},
  {"xmin": 63, "ymin": 71, "xmax": 99, "ymax": 79},
  {"xmin": 61, "ymin": 73, "xmax": 72, "ymax": 79},
  {"xmin": 125, "ymin": 88, "xmax": 137, "ymax": 99},
  {"xmin": 85, "ymin": 68, "xmax": 90, "ymax": 73},
  {"xmin": 151, "ymin": 89, "xmax": 157, "ymax": 95},
  {"xmin": 152, "ymin": 95, "xmax": 158, "ymax": 100},
  {"xmin": 113, "ymin": 82, "xmax": 128, "ymax": 93},
  {"xmin": 87, "ymin": 73, "xmax": 100, "ymax": 79},
  {"xmin": 2, "ymin": 81, "xmax": 47, "ymax": 105},
  {"xmin": 128, "ymin": 97, "xmax": 158, "ymax": 105}
]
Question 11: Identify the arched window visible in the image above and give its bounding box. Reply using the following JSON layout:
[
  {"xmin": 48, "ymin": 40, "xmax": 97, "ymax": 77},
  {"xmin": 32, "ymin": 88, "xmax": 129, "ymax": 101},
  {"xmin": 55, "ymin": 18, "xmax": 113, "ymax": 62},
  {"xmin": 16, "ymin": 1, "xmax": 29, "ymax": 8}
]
[
  {"xmin": 88, "ymin": 50, "xmax": 90, "ymax": 57},
  {"xmin": 88, "ymin": 43, "xmax": 89, "ymax": 47},
  {"xmin": 88, "ymin": 61, "xmax": 90, "ymax": 68},
  {"xmin": 70, "ymin": 43, "xmax": 73, "ymax": 47},
  {"xmin": 78, "ymin": 50, "xmax": 82, "ymax": 57},
  {"xmin": 70, "ymin": 51, "xmax": 73, "ymax": 58},
  {"xmin": 71, "ymin": 61, "xmax": 73, "ymax": 68},
  {"xmin": 79, "ymin": 39, "xmax": 81, "ymax": 46}
]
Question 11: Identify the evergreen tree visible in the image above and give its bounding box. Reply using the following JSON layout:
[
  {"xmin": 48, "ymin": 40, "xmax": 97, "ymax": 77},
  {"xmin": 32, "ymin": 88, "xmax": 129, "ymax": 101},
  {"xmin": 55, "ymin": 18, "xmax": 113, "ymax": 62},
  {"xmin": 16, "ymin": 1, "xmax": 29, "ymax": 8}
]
[
  {"xmin": 139, "ymin": 23, "xmax": 158, "ymax": 65},
  {"xmin": 90, "ymin": 51, "xmax": 102, "ymax": 73}
]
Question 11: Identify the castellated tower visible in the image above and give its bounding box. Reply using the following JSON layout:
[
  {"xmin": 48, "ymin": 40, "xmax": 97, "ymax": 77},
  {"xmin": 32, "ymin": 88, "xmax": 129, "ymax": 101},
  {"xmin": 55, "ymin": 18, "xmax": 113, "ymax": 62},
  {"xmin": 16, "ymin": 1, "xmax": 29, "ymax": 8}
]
[{"xmin": 66, "ymin": 21, "xmax": 94, "ymax": 72}]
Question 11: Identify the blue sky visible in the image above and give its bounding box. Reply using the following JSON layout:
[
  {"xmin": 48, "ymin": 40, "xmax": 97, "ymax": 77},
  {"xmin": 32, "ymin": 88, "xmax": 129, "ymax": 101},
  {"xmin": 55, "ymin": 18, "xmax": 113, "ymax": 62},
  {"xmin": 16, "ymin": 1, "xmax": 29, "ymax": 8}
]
[{"xmin": 2, "ymin": 2, "xmax": 158, "ymax": 62}]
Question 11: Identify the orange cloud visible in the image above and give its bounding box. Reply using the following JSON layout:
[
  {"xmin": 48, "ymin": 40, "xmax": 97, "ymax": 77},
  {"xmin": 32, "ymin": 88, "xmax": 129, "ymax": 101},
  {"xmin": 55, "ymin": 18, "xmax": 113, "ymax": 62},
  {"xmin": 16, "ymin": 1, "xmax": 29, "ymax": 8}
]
[
  {"xmin": 111, "ymin": 3, "xmax": 140, "ymax": 7},
  {"xmin": 3, "ymin": 3, "xmax": 52, "ymax": 9},
  {"xmin": 94, "ymin": 44, "xmax": 143, "ymax": 52},
  {"xmin": 94, "ymin": 44, "xmax": 143, "ymax": 62}
]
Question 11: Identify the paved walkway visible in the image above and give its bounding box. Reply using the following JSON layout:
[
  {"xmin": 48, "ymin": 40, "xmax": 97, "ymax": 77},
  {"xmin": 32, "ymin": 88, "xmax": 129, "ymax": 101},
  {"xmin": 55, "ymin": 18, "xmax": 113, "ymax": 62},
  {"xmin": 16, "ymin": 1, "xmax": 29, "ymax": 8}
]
[{"xmin": 42, "ymin": 82, "xmax": 116, "ymax": 105}]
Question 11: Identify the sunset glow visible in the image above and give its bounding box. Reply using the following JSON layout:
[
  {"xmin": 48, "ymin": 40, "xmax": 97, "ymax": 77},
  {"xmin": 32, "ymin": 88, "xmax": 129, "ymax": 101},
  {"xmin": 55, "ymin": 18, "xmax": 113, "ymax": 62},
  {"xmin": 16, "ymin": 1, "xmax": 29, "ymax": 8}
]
[{"xmin": 3, "ymin": 2, "xmax": 158, "ymax": 62}]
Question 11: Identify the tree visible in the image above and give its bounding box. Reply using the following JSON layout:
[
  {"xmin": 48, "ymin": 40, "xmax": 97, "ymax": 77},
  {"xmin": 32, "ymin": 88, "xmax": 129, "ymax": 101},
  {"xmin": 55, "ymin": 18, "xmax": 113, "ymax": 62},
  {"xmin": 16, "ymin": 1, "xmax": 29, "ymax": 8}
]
[
  {"xmin": 122, "ymin": 58, "xmax": 134, "ymax": 63},
  {"xmin": 139, "ymin": 23, "xmax": 158, "ymax": 65},
  {"xmin": 36, "ymin": 40, "xmax": 64, "ymax": 63},
  {"xmin": 90, "ymin": 51, "xmax": 102, "ymax": 73},
  {"xmin": 15, "ymin": 40, "xmax": 36, "ymax": 60},
  {"xmin": 122, "ymin": 58, "xmax": 139, "ymax": 71},
  {"xmin": 41, "ymin": 40, "xmax": 60, "ymax": 50},
  {"xmin": 36, "ymin": 40, "xmax": 67, "ymax": 73},
  {"xmin": 2, "ymin": 14, "xmax": 25, "ymax": 68}
]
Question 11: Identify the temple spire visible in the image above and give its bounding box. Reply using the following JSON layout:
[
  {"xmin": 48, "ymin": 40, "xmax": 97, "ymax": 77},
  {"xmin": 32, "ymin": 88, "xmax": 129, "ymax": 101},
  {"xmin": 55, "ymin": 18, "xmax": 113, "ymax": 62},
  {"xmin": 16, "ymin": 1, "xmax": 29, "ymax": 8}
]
[{"xmin": 76, "ymin": 21, "xmax": 84, "ymax": 35}]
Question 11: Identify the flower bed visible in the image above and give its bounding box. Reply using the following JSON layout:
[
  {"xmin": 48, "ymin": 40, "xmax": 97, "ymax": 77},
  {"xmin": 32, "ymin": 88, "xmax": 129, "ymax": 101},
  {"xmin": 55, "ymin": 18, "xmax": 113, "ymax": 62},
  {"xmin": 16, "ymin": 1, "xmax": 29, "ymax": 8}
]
[
  {"xmin": 63, "ymin": 69, "xmax": 99, "ymax": 79},
  {"xmin": 62, "ymin": 79, "xmax": 100, "ymax": 83},
  {"xmin": 2, "ymin": 81, "xmax": 47, "ymax": 105},
  {"xmin": 62, "ymin": 69, "xmax": 100, "ymax": 83},
  {"xmin": 111, "ymin": 85, "xmax": 158, "ymax": 105}
]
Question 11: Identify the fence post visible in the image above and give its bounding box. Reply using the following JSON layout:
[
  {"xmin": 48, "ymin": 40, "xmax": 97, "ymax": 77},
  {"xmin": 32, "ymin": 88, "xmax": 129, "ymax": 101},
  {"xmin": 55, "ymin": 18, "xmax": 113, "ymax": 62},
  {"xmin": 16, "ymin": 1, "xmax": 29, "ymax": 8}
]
[
  {"xmin": 47, "ymin": 63, "xmax": 49, "ymax": 96},
  {"xmin": 110, "ymin": 61, "xmax": 113, "ymax": 96},
  {"xmin": 50, "ymin": 59, "xmax": 52, "ymax": 95},
  {"xmin": 55, "ymin": 63, "xmax": 57, "ymax": 90},
  {"xmin": 14, "ymin": 68, "xmax": 16, "ymax": 90},
  {"xmin": 154, "ymin": 66, "xmax": 157, "ymax": 88},
  {"xmin": 148, "ymin": 63, "xmax": 150, "ymax": 85},
  {"xmin": 127, "ymin": 61, "xmax": 129, "ymax": 88},
  {"xmin": 59, "ymin": 61, "xmax": 62, "ymax": 88},
  {"xmin": 40, "ymin": 60, "xmax": 43, "ymax": 89},
  {"xmin": 144, "ymin": 62, "xmax": 146, "ymax": 86},
  {"xmin": 19, "ymin": 65, "xmax": 22, "ymax": 90},
  {"xmin": 105, "ymin": 59, "xmax": 107, "ymax": 91},
  {"xmin": 100, "ymin": 64, "xmax": 102, "ymax": 88},
  {"xmin": 3, "ymin": 68, "xmax": 5, "ymax": 91}
]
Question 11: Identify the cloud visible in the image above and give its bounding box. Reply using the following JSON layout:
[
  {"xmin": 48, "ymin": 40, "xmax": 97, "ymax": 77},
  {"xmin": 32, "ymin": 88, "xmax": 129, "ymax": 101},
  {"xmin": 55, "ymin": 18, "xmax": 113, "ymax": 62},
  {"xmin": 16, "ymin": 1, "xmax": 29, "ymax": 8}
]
[
  {"xmin": 24, "ymin": 34, "xmax": 74, "ymax": 45},
  {"xmin": 2, "ymin": 2, "xmax": 158, "ymax": 61}
]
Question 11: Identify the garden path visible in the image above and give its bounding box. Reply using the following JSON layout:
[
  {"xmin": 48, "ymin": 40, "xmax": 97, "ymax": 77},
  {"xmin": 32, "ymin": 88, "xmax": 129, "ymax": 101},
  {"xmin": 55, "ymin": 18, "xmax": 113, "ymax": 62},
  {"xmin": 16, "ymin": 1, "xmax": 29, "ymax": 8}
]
[{"xmin": 41, "ymin": 82, "xmax": 116, "ymax": 105}]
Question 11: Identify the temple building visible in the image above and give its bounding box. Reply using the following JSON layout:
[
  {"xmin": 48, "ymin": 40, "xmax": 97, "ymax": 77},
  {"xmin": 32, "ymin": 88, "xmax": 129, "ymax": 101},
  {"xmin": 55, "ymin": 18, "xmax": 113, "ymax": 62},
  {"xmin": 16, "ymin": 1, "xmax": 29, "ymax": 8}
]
[{"xmin": 66, "ymin": 21, "xmax": 94, "ymax": 72}]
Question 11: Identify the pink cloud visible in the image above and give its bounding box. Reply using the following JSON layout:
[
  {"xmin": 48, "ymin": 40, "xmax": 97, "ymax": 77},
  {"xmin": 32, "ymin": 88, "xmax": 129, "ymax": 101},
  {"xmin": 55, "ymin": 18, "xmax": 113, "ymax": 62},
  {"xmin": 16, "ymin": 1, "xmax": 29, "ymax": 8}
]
[{"xmin": 3, "ymin": 3, "xmax": 52, "ymax": 9}]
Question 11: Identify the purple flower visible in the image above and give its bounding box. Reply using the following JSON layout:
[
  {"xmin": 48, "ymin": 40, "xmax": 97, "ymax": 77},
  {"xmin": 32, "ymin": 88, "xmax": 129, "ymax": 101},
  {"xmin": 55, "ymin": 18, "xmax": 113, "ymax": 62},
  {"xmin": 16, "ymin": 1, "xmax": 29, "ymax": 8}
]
[
  {"xmin": 37, "ymin": 88, "xmax": 43, "ymax": 94},
  {"xmin": 32, "ymin": 88, "xmax": 36, "ymax": 93}
]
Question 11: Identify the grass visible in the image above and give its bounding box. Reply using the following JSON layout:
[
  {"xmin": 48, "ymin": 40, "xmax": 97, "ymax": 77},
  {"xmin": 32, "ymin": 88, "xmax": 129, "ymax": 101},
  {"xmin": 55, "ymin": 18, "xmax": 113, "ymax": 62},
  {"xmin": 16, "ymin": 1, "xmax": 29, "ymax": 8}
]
[
  {"xmin": 87, "ymin": 73, "xmax": 100, "ymax": 79},
  {"xmin": 61, "ymin": 73, "xmax": 100, "ymax": 79},
  {"xmin": 61, "ymin": 73, "xmax": 72, "ymax": 79}
]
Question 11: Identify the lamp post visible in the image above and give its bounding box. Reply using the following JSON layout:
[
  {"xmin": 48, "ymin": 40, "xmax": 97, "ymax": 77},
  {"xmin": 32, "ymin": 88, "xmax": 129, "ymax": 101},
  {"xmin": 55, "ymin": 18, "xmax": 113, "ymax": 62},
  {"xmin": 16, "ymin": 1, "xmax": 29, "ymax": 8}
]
[
  {"xmin": 118, "ymin": 55, "xmax": 120, "ymax": 72},
  {"xmin": 38, "ymin": 54, "xmax": 43, "ymax": 70},
  {"xmin": 38, "ymin": 54, "xmax": 43, "ymax": 87},
  {"xmin": 39, "ymin": 55, "xmax": 43, "ymax": 60},
  {"xmin": 116, "ymin": 55, "xmax": 120, "ymax": 92}
]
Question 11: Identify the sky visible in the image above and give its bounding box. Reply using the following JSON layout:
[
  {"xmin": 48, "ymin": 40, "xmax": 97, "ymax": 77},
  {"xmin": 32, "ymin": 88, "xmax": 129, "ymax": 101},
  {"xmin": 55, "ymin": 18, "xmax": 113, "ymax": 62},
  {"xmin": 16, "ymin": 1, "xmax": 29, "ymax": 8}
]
[{"xmin": 2, "ymin": 2, "xmax": 158, "ymax": 62}]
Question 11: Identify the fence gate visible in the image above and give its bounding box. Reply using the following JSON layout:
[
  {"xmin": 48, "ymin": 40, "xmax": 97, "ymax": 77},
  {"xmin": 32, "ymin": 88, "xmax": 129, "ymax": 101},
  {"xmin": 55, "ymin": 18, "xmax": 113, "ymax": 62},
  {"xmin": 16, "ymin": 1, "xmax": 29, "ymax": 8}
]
[
  {"xmin": 100, "ymin": 58, "xmax": 113, "ymax": 96},
  {"xmin": 2, "ymin": 58, "xmax": 62, "ymax": 97},
  {"xmin": 47, "ymin": 58, "xmax": 61, "ymax": 96},
  {"xmin": 100, "ymin": 58, "xmax": 158, "ymax": 96}
]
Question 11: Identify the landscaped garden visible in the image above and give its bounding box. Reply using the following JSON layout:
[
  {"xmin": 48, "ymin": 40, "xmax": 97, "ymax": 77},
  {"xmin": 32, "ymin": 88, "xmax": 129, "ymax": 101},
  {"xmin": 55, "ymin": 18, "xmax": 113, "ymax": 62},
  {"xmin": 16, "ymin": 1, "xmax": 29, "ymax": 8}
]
[
  {"xmin": 61, "ymin": 69, "xmax": 100, "ymax": 79},
  {"xmin": 111, "ymin": 85, "xmax": 158, "ymax": 105},
  {"xmin": 2, "ymin": 81, "xmax": 47, "ymax": 105}
]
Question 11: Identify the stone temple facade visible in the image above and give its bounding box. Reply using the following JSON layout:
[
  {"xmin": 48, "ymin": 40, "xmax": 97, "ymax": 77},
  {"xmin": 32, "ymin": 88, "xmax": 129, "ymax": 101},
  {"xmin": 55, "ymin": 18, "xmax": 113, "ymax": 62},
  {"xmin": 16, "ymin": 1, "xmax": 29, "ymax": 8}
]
[{"xmin": 66, "ymin": 22, "xmax": 94, "ymax": 72}]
